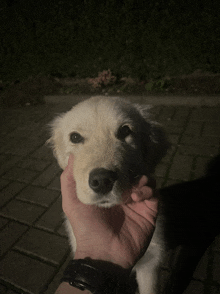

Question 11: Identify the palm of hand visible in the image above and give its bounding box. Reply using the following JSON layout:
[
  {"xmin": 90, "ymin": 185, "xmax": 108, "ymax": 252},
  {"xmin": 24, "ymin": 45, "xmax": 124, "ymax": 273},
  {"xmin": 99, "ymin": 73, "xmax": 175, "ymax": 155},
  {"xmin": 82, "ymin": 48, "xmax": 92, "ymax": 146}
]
[
  {"xmin": 67, "ymin": 178, "xmax": 158, "ymax": 269},
  {"xmin": 61, "ymin": 155, "xmax": 158, "ymax": 269}
]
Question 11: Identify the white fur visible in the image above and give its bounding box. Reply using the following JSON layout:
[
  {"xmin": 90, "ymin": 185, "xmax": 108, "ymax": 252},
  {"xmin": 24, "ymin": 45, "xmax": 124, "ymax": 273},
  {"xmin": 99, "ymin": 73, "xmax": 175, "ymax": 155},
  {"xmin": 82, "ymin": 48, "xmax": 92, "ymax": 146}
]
[{"xmin": 48, "ymin": 96, "xmax": 168, "ymax": 294}]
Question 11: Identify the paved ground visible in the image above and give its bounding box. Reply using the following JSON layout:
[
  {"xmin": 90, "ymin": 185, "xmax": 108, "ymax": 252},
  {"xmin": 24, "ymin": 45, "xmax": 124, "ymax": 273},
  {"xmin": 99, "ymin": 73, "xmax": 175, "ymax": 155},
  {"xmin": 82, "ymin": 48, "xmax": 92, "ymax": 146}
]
[{"xmin": 0, "ymin": 96, "xmax": 220, "ymax": 294}]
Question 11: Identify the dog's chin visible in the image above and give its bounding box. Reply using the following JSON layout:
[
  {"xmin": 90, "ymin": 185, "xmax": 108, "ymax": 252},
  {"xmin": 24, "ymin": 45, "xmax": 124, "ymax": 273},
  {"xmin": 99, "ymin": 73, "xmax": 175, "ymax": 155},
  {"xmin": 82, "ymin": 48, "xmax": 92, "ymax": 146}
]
[
  {"xmin": 77, "ymin": 187, "xmax": 124, "ymax": 207},
  {"xmin": 87, "ymin": 193, "xmax": 122, "ymax": 208},
  {"xmin": 96, "ymin": 200, "xmax": 119, "ymax": 208}
]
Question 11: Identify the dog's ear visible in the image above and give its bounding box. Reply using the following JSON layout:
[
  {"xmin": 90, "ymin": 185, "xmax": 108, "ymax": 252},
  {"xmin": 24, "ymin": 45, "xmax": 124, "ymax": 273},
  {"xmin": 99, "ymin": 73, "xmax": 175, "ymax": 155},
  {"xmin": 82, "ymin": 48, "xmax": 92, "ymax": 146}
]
[
  {"xmin": 46, "ymin": 115, "xmax": 68, "ymax": 170},
  {"xmin": 135, "ymin": 104, "xmax": 170, "ymax": 173}
]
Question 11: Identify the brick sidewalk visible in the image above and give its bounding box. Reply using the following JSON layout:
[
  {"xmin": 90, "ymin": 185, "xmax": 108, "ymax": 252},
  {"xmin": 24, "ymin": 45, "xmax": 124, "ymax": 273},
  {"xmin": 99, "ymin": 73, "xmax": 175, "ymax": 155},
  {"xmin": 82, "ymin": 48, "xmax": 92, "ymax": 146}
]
[{"xmin": 0, "ymin": 99, "xmax": 220, "ymax": 294}]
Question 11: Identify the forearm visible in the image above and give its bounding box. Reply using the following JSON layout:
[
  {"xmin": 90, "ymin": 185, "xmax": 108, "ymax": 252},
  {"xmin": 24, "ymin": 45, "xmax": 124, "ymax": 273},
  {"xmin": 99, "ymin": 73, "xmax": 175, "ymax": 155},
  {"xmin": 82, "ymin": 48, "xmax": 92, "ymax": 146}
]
[{"xmin": 55, "ymin": 281, "xmax": 91, "ymax": 294}]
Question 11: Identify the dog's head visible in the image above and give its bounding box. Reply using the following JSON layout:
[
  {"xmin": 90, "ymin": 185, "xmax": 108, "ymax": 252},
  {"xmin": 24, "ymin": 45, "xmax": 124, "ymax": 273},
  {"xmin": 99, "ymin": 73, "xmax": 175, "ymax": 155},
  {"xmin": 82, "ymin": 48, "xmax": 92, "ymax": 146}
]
[{"xmin": 48, "ymin": 96, "xmax": 169, "ymax": 207}]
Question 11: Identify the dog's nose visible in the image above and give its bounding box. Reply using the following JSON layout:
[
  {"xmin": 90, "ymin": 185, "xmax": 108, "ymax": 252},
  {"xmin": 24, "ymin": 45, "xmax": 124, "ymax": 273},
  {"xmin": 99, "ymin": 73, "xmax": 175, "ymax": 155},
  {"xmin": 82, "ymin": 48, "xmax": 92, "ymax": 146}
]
[{"xmin": 89, "ymin": 168, "xmax": 118, "ymax": 194}]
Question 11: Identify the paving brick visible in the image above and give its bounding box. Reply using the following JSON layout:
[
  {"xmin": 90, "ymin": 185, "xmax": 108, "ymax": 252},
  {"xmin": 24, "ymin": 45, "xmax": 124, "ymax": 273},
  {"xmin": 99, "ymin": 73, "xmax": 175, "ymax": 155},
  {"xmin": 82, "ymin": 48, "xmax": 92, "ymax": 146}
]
[
  {"xmin": 184, "ymin": 121, "xmax": 203, "ymax": 136},
  {"xmin": 0, "ymin": 154, "xmax": 8, "ymax": 165},
  {"xmin": 0, "ymin": 221, "xmax": 28, "ymax": 256},
  {"xmin": 5, "ymin": 289, "xmax": 19, "ymax": 294},
  {"xmin": 203, "ymin": 123, "xmax": 220, "ymax": 137},
  {"xmin": 0, "ymin": 200, "xmax": 45, "ymax": 225},
  {"xmin": 16, "ymin": 186, "xmax": 60, "ymax": 207},
  {"xmin": 31, "ymin": 144, "xmax": 55, "ymax": 161},
  {"xmin": 150, "ymin": 105, "xmax": 162, "ymax": 119},
  {"xmin": 7, "ymin": 126, "xmax": 35, "ymax": 138},
  {"xmin": 212, "ymin": 235, "xmax": 220, "ymax": 253},
  {"xmin": 0, "ymin": 284, "xmax": 7, "ymax": 294},
  {"xmin": 178, "ymin": 144, "xmax": 218, "ymax": 156},
  {"xmin": 57, "ymin": 226, "xmax": 68, "ymax": 238},
  {"xmin": 0, "ymin": 179, "xmax": 10, "ymax": 190},
  {"xmin": 0, "ymin": 182, "xmax": 26, "ymax": 207},
  {"xmin": 209, "ymin": 285, "xmax": 220, "ymax": 294},
  {"xmin": 7, "ymin": 123, "xmax": 47, "ymax": 141},
  {"xmin": 0, "ymin": 140, "xmax": 13, "ymax": 154},
  {"xmin": 5, "ymin": 123, "xmax": 47, "ymax": 149},
  {"xmin": 157, "ymin": 106, "xmax": 176, "ymax": 121},
  {"xmin": 0, "ymin": 122, "xmax": 15, "ymax": 136},
  {"xmin": 161, "ymin": 146, "xmax": 176, "ymax": 164},
  {"xmin": 157, "ymin": 269, "xmax": 172, "ymax": 293},
  {"xmin": 45, "ymin": 254, "xmax": 73, "ymax": 294},
  {"xmin": 169, "ymin": 134, "xmax": 181, "ymax": 145},
  {"xmin": 193, "ymin": 248, "xmax": 210, "ymax": 281},
  {"xmin": 180, "ymin": 134, "xmax": 220, "ymax": 146},
  {"xmin": 2, "ymin": 167, "xmax": 38, "ymax": 183},
  {"xmin": 172, "ymin": 107, "xmax": 190, "ymax": 121},
  {"xmin": 191, "ymin": 107, "xmax": 220, "ymax": 122},
  {"xmin": 183, "ymin": 280, "xmax": 204, "ymax": 294},
  {"xmin": 212, "ymin": 253, "xmax": 220, "ymax": 283},
  {"xmin": 0, "ymin": 216, "xmax": 8, "ymax": 229},
  {"xmin": 168, "ymin": 154, "xmax": 194, "ymax": 181},
  {"xmin": 56, "ymin": 220, "xmax": 68, "ymax": 237},
  {"xmin": 161, "ymin": 120, "xmax": 185, "ymax": 134},
  {"xmin": 35, "ymin": 196, "xmax": 63, "ymax": 231},
  {"xmin": 155, "ymin": 176, "xmax": 165, "ymax": 188},
  {"xmin": 47, "ymin": 175, "xmax": 61, "ymax": 191},
  {"xmin": 163, "ymin": 178, "xmax": 184, "ymax": 187},
  {"xmin": 193, "ymin": 157, "xmax": 210, "ymax": 179},
  {"xmin": 15, "ymin": 228, "xmax": 69, "ymax": 264},
  {"xmin": 161, "ymin": 115, "xmax": 186, "ymax": 127},
  {"xmin": 1, "ymin": 138, "xmax": 42, "ymax": 156},
  {"xmin": 17, "ymin": 157, "xmax": 51, "ymax": 171},
  {"xmin": 0, "ymin": 251, "xmax": 55, "ymax": 294},
  {"xmin": 155, "ymin": 163, "xmax": 168, "ymax": 178},
  {"xmin": 0, "ymin": 155, "xmax": 21, "ymax": 176},
  {"xmin": 32, "ymin": 163, "xmax": 61, "ymax": 187}
]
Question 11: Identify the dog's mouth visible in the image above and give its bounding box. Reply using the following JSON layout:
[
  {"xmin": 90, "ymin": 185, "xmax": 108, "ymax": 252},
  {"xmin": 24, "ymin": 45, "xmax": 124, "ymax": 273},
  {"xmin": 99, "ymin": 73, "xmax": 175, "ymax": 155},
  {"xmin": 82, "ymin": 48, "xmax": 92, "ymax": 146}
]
[
  {"xmin": 99, "ymin": 200, "xmax": 109, "ymax": 204},
  {"xmin": 87, "ymin": 167, "xmax": 144, "ymax": 207},
  {"xmin": 96, "ymin": 200, "xmax": 114, "ymax": 208}
]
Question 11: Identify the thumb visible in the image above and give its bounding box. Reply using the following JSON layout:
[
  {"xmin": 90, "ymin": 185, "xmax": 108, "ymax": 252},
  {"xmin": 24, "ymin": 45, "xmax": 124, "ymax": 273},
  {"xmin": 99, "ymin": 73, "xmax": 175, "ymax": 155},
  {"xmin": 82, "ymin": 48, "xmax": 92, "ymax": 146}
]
[
  {"xmin": 130, "ymin": 175, "xmax": 155, "ymax": 202},
  {"xmin": 60, "ymin": 154, "xmax": 78, "ymax": 208},
  {"xmin": 60, "ymin": 154, "xmax": 75, "ymax": 183},
  {"xmin": 63, "ymin": 153, "xmax": 74, "ymax": 176}
]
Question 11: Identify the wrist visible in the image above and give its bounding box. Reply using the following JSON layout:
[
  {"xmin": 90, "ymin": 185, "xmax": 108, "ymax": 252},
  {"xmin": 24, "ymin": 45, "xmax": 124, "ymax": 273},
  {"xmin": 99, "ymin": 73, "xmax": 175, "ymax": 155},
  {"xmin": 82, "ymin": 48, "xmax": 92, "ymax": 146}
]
[
  {"xmin": 61, "ymin": 258, "xmax": 137, "ymax": 294},
  {"xmin": 74, "ymin": 250, "xmax": 131, "ymax": 270}
]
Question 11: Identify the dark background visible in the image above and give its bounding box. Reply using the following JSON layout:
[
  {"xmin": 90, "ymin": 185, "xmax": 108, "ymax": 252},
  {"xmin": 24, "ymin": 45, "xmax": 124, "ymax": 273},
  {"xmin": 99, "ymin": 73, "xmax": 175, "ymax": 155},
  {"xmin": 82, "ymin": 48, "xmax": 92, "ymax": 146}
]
[{"xmin": 1, "ymin": 0, "xmax": 220, "ymax": 82}]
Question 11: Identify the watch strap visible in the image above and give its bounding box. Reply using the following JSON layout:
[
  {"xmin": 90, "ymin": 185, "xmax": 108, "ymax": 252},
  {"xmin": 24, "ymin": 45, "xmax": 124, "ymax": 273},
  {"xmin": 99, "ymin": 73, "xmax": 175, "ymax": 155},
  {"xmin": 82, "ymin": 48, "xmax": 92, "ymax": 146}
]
[{"xmin": 61, "ymin": 258, "xmax": 137, "ymax": 294}]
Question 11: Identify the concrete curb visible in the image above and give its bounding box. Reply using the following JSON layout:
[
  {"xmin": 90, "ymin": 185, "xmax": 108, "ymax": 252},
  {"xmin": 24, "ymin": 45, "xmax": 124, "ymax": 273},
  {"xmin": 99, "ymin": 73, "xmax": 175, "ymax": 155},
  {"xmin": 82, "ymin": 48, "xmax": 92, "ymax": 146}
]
[{"xmin": 45, "ymin": 95, "xmax": 220, "ymax": 106}]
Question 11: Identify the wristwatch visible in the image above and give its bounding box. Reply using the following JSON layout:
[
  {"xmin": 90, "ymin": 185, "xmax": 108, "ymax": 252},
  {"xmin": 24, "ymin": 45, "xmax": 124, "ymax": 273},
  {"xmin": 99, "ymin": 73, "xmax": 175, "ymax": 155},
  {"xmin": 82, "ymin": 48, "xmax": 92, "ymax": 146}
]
[{"xmin": 61, "ymin": 258, "xmax": 137, "ymax": 294}]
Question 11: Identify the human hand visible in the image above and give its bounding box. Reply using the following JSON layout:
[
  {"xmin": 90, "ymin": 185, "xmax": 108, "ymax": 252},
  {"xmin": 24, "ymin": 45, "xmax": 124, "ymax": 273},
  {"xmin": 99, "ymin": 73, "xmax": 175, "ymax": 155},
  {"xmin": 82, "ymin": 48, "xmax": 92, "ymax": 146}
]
[{"xmin": 60, "ymin": 154, "xmax": 158, "ymax": 270}]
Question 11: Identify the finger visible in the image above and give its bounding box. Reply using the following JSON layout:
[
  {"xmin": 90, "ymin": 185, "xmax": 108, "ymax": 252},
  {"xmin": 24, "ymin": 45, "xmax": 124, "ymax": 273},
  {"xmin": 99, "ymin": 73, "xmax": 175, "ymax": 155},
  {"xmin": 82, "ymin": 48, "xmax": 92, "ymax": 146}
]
[
  {"xmin": 131, "ymin": 185, "xmax": 153, "ymax": 202},
  {"xmin": 137, "ymin": 175, "xmax": 148, "ymax": 187},
  {"xmin": 135, "ymin": 175, "xmax": 156, "ymax": 190},
  {"xmin": 143, "ymin": 190, "xmax": 160, "ymax": 217}
]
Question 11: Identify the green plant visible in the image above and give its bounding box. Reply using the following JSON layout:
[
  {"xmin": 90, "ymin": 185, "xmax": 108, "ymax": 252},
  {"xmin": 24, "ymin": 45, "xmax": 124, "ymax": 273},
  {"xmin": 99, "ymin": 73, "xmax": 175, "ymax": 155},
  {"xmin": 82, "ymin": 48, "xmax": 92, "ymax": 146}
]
[{"xmin": 145, "ymin": 79, "xmax": 166, "ymax": 91}]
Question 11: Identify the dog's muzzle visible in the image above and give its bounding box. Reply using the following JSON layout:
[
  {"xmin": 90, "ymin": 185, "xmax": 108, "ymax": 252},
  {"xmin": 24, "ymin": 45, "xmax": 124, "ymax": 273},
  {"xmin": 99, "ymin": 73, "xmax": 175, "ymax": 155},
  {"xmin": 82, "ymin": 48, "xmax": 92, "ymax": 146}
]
[{"xmin": 89, "ymin": 168, "xmax": 118, "ymax": 195}]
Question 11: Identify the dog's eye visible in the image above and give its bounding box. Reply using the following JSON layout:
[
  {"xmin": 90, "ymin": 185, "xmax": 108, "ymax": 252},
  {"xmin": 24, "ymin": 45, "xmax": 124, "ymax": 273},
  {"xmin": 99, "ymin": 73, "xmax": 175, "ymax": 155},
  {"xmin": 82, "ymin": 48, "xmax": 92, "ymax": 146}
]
[
  {"xmin": 70, "ymin": 132, "xmax": 84, "ymax": 144},
  {"xmin": 117, "ymin": 125, "xmax": 132, "ymax": 140}
]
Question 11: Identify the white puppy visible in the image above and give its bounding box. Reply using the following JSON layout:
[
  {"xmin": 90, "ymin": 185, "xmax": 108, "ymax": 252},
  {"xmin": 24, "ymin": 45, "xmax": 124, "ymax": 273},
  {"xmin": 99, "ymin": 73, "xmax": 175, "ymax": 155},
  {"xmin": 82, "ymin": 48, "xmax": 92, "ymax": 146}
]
[{"xmin": 48, "ymin": 96, "xmax": 169, "ymax": 294}]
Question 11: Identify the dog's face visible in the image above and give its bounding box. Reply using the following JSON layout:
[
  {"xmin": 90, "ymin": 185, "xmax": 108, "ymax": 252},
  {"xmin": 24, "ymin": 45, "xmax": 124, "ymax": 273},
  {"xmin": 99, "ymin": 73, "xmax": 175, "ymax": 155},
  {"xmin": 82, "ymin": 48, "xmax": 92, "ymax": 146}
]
[{"xmin": 48, "ymin": 96, "xmax": 168, "ymax": 207}]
